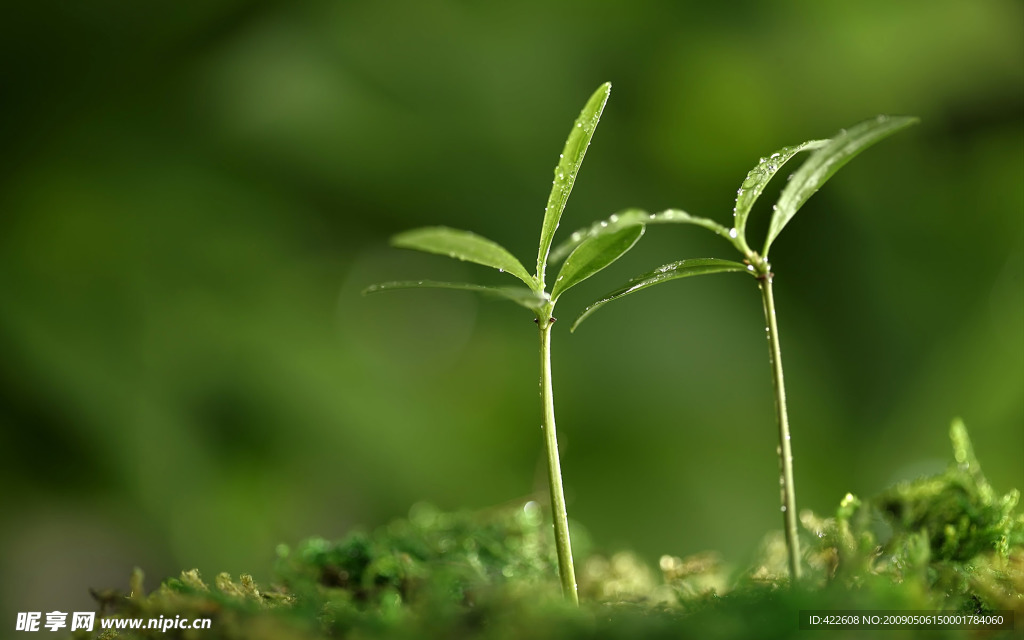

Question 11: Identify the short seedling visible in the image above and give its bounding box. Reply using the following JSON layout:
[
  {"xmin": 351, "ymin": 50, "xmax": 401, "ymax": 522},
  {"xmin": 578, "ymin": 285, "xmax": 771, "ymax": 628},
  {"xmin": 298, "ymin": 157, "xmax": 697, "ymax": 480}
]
[
  {"xmin": 365, "ymin": 83, "xmax": 645, "ymax": 603},
  {"xmin": 565, "ymin": 115, "xmax": 919, "ymax": 582}
]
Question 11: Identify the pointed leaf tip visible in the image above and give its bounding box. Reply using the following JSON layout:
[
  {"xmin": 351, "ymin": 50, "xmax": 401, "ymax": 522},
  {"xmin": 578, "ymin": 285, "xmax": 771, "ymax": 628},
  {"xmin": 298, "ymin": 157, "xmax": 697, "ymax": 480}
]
[{"xmin": 536, "ymin": 83, "xmax": 613, "ymax": 285}]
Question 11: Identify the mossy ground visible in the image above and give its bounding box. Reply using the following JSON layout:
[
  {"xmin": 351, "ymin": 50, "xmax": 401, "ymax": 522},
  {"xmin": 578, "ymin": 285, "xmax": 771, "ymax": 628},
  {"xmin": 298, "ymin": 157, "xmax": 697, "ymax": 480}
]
[{"xmin": 76, "ymin": 423, "xmax": 1022, "ymax": 639}]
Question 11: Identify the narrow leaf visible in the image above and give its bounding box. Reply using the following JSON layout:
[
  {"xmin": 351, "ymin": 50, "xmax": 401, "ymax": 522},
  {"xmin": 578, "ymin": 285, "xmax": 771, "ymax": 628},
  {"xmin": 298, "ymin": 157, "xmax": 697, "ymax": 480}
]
[
  {"xmin": 551, "ymin": 225, "xmax": 645, "ymax": 302},
  {"xmin": 550, "ymin": 208, "xmax": 729, "ymax": 264},
  {"xmin": 536, "ymin": 82, "xmax": 612, "ymax": 285},
  {"xmin": 392, "ymin": 227, "xmax": 535, "ymax": 288},
  {"xmin": 648, "ymin": 209, "xmax": 731, "ymax": 240},
  {"xmin": 732, "ymin": 140, "xmax": 828, "ymax": 241},
  {"xmin": 764, "ymin": 115, "xmax": 919, "ymax": 256},
  {"xmin": 363, "ymin": 280, "xmax": 546, "ymax": 312},
  {"xmin": 549, "ymin": 209, "xmax": 649, "ymax": 264},
  {"xmin": 571, "ymin": 258, "xmax": 750, "ymax": 332}
]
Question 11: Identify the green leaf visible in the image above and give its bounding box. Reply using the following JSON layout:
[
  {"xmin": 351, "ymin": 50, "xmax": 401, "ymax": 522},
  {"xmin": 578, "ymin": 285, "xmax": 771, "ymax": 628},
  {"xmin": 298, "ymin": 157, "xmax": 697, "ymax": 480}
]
[
  {"xmin": 536, "ymin": 82, "xmax": 612, "ymax": 286},
  {"xmin": 550, "ymin": 209, "xmax": 729, "ymax": 264},
  {"xmin": 551, "ymin": 225, "xmax": 645, "ymax": 302},
  {"xmin": 363, "ymin": 280, "xmax": 546, "ymax": 312},
  {"xmin": 647, "ymin": 209, "xmax": 732, "ymax": 240},
  {"xmin": 391, "ymin": 227, "xmax": 535, "ymax": 288},
  {"xmin": 570, "ymin": 258, "xmax": 750, "ymax": 332},
  {"xmin": 732, "ymin": 140, "xmax": 828, "ymax": 242},
  {"xmin": 549, "ymin": 209, "xmax": 649, "ymax": 264},
  {"xmin": 763, "ymin": 115, "xmax": 919, "ymax": 256}
]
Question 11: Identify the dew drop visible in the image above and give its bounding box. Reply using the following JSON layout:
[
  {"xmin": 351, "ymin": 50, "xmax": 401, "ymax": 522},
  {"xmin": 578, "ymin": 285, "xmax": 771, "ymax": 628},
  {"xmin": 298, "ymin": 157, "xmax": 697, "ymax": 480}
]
[
  {"xmin": 780, "ymin": 505, "xmax": 787, "ymax": 512},
  {"xmin": 728, "ymin": 228, "xmax": 738, "ymax": 239},
  {"xmin": 576, "ymin": 122, "xmax": 582, "ymax": 128},
  {"xmin": 609, "ymin": 214, "xmax": 619, "ymax": 223}
]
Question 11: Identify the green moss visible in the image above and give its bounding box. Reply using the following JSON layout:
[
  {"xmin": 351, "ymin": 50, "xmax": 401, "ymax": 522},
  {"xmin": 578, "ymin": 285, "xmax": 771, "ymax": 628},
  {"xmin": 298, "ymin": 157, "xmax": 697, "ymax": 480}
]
[{"xmin": 76, "ymin": 421, "xmax": 1021, "ymax": 639}]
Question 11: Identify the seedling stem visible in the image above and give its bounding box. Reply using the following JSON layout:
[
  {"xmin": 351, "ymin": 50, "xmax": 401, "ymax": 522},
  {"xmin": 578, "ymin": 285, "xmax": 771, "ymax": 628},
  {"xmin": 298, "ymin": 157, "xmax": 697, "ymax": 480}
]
[
  {"xmin": 756, "ymin": 266, "xmax": 802, "ymax": 581},
  {"xmin": 538, "ymin": 307, "xmax": 578, "ymax": 602}
]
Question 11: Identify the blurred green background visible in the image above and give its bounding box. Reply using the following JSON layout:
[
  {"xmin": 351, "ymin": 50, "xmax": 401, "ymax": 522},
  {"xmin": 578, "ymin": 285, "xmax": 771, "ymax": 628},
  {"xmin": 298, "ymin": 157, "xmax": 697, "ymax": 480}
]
[{"xmin": 1, "ymin": 0, "xmax": 1021, "ymax": 619}]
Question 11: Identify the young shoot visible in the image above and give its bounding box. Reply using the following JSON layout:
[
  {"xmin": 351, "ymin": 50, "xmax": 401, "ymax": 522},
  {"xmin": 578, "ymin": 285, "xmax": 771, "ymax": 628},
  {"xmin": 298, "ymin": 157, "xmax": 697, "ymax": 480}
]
[
  {"xmin": 568, "ymin": 115, "xmax": 919, "ymax": 582},
  {"xmin": 364, "ymin": 83, "xmax": 645, "ymax": 604}
]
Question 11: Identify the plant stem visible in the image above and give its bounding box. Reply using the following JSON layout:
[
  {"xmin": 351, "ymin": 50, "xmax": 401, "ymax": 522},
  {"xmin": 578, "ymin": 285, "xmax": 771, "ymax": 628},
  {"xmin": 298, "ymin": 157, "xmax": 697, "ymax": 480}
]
[
  {"xmin": 538, "ymin": 312, "xmax": 579, "ymax": 604},
  {"xmin": 758, "ymin": 272, "xmax": 803, "ymax": 582}
]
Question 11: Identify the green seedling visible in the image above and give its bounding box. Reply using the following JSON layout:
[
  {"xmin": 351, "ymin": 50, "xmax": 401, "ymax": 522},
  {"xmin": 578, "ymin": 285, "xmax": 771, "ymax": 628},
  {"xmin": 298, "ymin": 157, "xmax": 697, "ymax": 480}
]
[
  {"xmin": 364, "ymin": 82, "xmax": 644, "ymax": 604},
  {"xmin": 565, "ymin": 115, "xmax": 919, "ymax": 582}
]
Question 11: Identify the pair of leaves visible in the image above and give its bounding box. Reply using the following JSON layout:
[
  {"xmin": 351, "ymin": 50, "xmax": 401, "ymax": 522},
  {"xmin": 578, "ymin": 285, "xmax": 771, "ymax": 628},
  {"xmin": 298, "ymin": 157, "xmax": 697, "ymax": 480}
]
[
  {"xmin": 366, "ymin": 222, "xmax": 644, "ymax": 312},
  {"xmin": 570, "ymin": 114, "xmax": 919, "ymax": 329},
  {"xmin": 763, "ymin": 115, "xmax": 919, "ymax": 256},
  {"xmin": 364, "ymin": 83, "xmax": 644, "ymax": 314}
]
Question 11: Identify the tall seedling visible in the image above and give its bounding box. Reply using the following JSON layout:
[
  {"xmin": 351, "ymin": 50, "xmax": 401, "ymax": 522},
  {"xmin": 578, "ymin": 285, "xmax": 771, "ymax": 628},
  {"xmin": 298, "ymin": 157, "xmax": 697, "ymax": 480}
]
[
  {"xmin": 566, "ymin": 115, "xmax": 919, "ymax": 581},
  {"xmin": 365, "ymin": 83, "xmax": 644, "ymax": 603}
]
